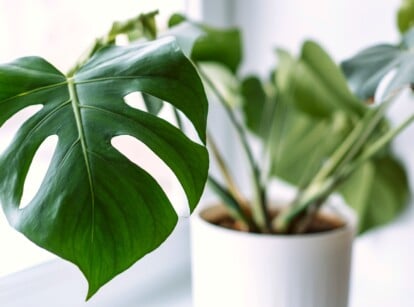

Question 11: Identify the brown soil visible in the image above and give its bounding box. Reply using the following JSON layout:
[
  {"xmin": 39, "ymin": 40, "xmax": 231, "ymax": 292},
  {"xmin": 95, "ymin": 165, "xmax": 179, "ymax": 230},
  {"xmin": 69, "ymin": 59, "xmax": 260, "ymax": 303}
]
[{"xmin": 208, "ymin": 208, "xmax": 345, "ymax": 235}]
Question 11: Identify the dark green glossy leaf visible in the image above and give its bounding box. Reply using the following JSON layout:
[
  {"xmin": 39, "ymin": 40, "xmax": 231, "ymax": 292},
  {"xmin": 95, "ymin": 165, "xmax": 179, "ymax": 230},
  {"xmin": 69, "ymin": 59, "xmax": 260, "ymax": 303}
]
[
  {"xmin": 0, "ymin": 37, "xmax": 208, "ymax": 298},
  {"xmin": 341, "ymin": 29, "xmax": 414, "ymax": 100}
]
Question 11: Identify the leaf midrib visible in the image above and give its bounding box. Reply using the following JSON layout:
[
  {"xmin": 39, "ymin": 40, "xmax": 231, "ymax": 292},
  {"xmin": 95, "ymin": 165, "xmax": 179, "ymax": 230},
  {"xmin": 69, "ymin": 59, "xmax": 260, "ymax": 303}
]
[{"xmin": 68, "ymin": 78, "xmax": 95, "ymax": 242}]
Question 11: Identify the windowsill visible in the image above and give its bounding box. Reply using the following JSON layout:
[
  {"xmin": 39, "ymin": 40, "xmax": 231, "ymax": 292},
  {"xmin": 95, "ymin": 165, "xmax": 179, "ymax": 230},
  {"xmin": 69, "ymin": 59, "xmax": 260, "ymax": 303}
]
[
  {"xmin": 2, "ymin": 204, "xmax": 414, "ymax": 307},
  {"xmin": 0, "ymin": 219, "xmax": 193, "ymax": 307},
  {"xmin": 0, "ymin": 212, "xmax": 56, "ymax": 278}
]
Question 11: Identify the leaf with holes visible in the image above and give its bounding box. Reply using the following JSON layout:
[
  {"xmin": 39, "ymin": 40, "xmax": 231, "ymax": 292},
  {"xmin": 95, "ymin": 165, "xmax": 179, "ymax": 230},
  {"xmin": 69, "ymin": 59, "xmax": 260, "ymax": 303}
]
[{"xmin": 0, "ymin": 37, "xmax": 208, "ymax": 298}]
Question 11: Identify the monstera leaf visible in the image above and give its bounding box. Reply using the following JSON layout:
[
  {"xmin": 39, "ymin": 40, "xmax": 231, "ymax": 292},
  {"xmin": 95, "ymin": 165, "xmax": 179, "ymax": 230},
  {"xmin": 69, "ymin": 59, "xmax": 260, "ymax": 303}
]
[
  {"xmin": 242, "ymin": 41, "xmax": 410, "ymax": 232},
  {"xmin": 341, "ymin": 28, "xmax": 414, "ymax": 101},
  {"xmin": 0, "ymin": 37, "xmax": 208, "ymax": 298}
]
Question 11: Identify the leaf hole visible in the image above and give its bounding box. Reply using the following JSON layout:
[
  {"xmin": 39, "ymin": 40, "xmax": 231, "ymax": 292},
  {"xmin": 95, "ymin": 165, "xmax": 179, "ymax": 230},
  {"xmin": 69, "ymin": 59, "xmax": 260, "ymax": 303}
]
[
  {"xmin": 123, "ymin": 92, "xmax": 147, "ymax": 111},
  {"xmin": 124, "ymin": 91, "xmax": 200, "ymax": 144},
  {"xmin": 0, "ymin": 105, "xmax": 43, "ymax": 155},
  {"xmin": 19, "ymin": 135, "xmax": 58, "ymax": 210},
  {"xmin": 111, "ymin": 135, "xmax": 188, "ymax": 216}
]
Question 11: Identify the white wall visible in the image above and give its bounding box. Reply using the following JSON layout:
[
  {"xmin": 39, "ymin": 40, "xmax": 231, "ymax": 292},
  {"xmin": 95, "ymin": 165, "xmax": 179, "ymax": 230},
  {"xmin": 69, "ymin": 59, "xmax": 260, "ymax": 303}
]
[{"xmin": 233, "ymin": 0, "xmax": 401, "ymax": 75}]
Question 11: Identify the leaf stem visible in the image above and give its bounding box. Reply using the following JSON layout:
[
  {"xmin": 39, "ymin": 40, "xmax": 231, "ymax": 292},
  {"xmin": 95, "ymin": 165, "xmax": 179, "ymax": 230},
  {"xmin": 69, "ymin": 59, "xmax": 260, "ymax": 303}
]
[
  {"xmin": 342, "ymin": 114, "xmax": 414, "ymax": 178},
  {"xmin": 207, "ymin": 134, "xmax": 249, "ymax": 209},
  {"xmin": 197, "ymin": 65, "xmax": 270, "ymax": 232},
  {"xmin": 207, "ymin": 176, "xmax": 258, "ymax": 231},
  {"xmin": 274, "ymin": 98, "xmax": 394, "ymax": 232}
]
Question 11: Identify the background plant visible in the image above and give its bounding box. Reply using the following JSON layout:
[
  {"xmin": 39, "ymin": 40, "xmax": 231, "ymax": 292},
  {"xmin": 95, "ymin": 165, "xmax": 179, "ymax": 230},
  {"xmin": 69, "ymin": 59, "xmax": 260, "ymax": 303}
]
[{"xmin": 167, "ymin": 15, "xmax": 411, "ymax": 234}]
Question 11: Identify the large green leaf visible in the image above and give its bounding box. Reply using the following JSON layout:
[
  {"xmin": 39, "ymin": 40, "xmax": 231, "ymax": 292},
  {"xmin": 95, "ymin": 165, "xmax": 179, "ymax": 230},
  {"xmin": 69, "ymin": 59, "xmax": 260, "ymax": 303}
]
[
  {"xmin": 0, "ymin": 37, "xmax": 208, "ymax": 298},
  {"xmin": 284, "ymin": 41, "xmax": 365, "ymax": 118},
  {"xmin": 339, "ymin": 157, "xmax": 409, "ymax": 232},
  {"xmin": 341, "ymin": 29, "xmax": 414, "ymax": 100}
]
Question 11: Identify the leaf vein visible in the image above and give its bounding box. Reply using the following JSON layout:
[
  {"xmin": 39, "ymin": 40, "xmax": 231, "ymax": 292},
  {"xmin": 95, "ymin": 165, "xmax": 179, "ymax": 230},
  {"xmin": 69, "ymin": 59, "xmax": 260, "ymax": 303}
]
[{"xmin": 68, "ymin": 78, "xmax": 96, "ymax": 243}]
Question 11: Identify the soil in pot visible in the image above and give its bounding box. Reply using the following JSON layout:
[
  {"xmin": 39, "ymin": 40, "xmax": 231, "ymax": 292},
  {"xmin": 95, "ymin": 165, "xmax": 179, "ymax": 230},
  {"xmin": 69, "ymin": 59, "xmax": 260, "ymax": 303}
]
[{"xmin": 202, "ymin": 205, "xmax": 345, "ymax": 235}]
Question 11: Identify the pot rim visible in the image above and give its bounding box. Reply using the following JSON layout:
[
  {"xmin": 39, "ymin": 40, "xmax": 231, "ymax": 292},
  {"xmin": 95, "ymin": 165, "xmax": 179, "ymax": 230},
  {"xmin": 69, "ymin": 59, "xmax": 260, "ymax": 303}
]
[{"xmin": 192, "ymin": 195, "xmax": 357, "ymax": 241}]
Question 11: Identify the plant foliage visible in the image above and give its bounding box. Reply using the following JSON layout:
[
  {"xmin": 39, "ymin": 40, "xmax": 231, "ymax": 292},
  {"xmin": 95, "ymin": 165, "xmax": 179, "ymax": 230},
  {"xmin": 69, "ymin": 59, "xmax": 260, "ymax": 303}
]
[{"xmin": 0, "ymin": 37, "xmax": 208, "ymax": 298}]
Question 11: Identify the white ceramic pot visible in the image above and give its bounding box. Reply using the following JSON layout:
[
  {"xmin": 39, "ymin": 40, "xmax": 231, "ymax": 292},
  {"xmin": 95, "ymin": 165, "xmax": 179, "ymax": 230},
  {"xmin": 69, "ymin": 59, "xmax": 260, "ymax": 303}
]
[{"xmin": 191, "ymin": 194, "xmax": 357, "ymax": 307}]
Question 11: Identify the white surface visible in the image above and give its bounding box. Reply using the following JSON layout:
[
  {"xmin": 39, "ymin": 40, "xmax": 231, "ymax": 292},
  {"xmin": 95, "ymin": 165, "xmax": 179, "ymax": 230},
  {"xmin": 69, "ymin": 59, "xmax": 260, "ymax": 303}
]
[
  {"xmin": 1, "ymin": 212, "xmax": 414, "ymax": 307},
  {"xmin": 351, "ymin": 218, "xmax": 414, "ymax": 307},
  {"xmin": 0, "ymin": 220, "xmax": 192, "ymax": 307}
]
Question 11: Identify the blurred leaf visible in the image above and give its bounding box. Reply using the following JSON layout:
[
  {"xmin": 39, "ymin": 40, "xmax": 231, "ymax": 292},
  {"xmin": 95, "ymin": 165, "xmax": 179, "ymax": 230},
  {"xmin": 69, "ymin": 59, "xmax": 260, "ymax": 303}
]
[
  {"xmin": 107, "ymin": 11, "xmax": 158, "ymax": 42},
  {"xmin": 289, "ymin": 41, "xmax": 365, "ymax": 118},
  {"xmin": 162, "ymin": 21, "xmax": 204, "ymax": 57},
  {"xmin": 339, "ymin": 156, "xmax": 409, "ymax": 233},
  {"xmin": 168, "ymin": 13, "xmax": 187, "ymax": 27},
  {"xmin": 341, "ymin": 28, "xmax": 414, "ymax": 100},
  {"xmin": 68, "ymin": 11, "xmax": 159, "ymax": 76},
  {"xmin": 199, "ymin": 62, "xmax": 242, "ymax": 108},
  {"xmin": 252, "ymin": 41, "xmax": 410, "ymax": 233},
  {"xmin": 241, "ymin": 76, "xmax": 268, "ymax": 135},
  {"xmin": 272, "ymin": 110, "xmax": 353, "ymax": 189},
  {"xmin": 398, "ymin": 0, "xmax": 414, "ymax": 33},
  {"xmin": 168, "ymin": 14, "xmax": 243, "ymax": 73}
]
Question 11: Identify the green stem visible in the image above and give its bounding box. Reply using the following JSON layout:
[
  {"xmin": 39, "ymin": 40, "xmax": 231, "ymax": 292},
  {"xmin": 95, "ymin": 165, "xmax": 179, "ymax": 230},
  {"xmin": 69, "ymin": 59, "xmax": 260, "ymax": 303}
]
[
  {"xmin": 208, "ymin": 134, "xmax": 248, "ymax": 209},
  {"xmin": 197, "ymin": 66, "xmax": 270, "ymax": 232},
  {"xmin": 173, "ymin": 91, "xmax": 255, "ymax": 229},
  {"xmin": 279, "ymin": 110, "xmax": 414, "ymax": 232},
  {"xmin": 312, "ymin": 101, "xmax": 389, "ymax": 184},
  {"xmin": 342, "ymin": 114, "xmax": 414, "ymax": 178},
  {"xmin": 273, "ymin": 177, "xmax": 337, "ymax": 232},
  {"xmin": 207, "ymin": 176, "xmax": 258, "ymax": 231},
  {"xmin": 274, "ymin": 99, "xmax": 394, "ymax": 232},
  {"xmin": 67, "ymin": 11, "xmax": 158, "ymax": 77}
]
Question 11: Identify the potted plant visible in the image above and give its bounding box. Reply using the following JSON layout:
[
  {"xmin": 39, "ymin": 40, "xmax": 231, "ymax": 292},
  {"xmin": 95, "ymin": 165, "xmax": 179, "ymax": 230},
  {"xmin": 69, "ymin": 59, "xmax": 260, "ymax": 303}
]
[
  {"xmin": 170, "ymin": 12, "xmax": 412, "ymax": 307},
  {"xmin": 0, "ymin": 7, "xmax": 413, "ymax": 307}
]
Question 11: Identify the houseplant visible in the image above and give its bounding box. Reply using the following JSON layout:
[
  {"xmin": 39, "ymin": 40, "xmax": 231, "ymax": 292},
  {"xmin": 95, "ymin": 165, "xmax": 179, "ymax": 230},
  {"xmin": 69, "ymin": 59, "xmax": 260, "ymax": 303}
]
[
  {"xmin": 0, "ymin": 7, "xmax": 413, "ymax": 307},
  {"xmin": 187, "ymin": 31, "xmax": 410, "ymax": 307},
  {"xmin": 168, "ymin": 12, "xmax": 413, "ymax": 307}
]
